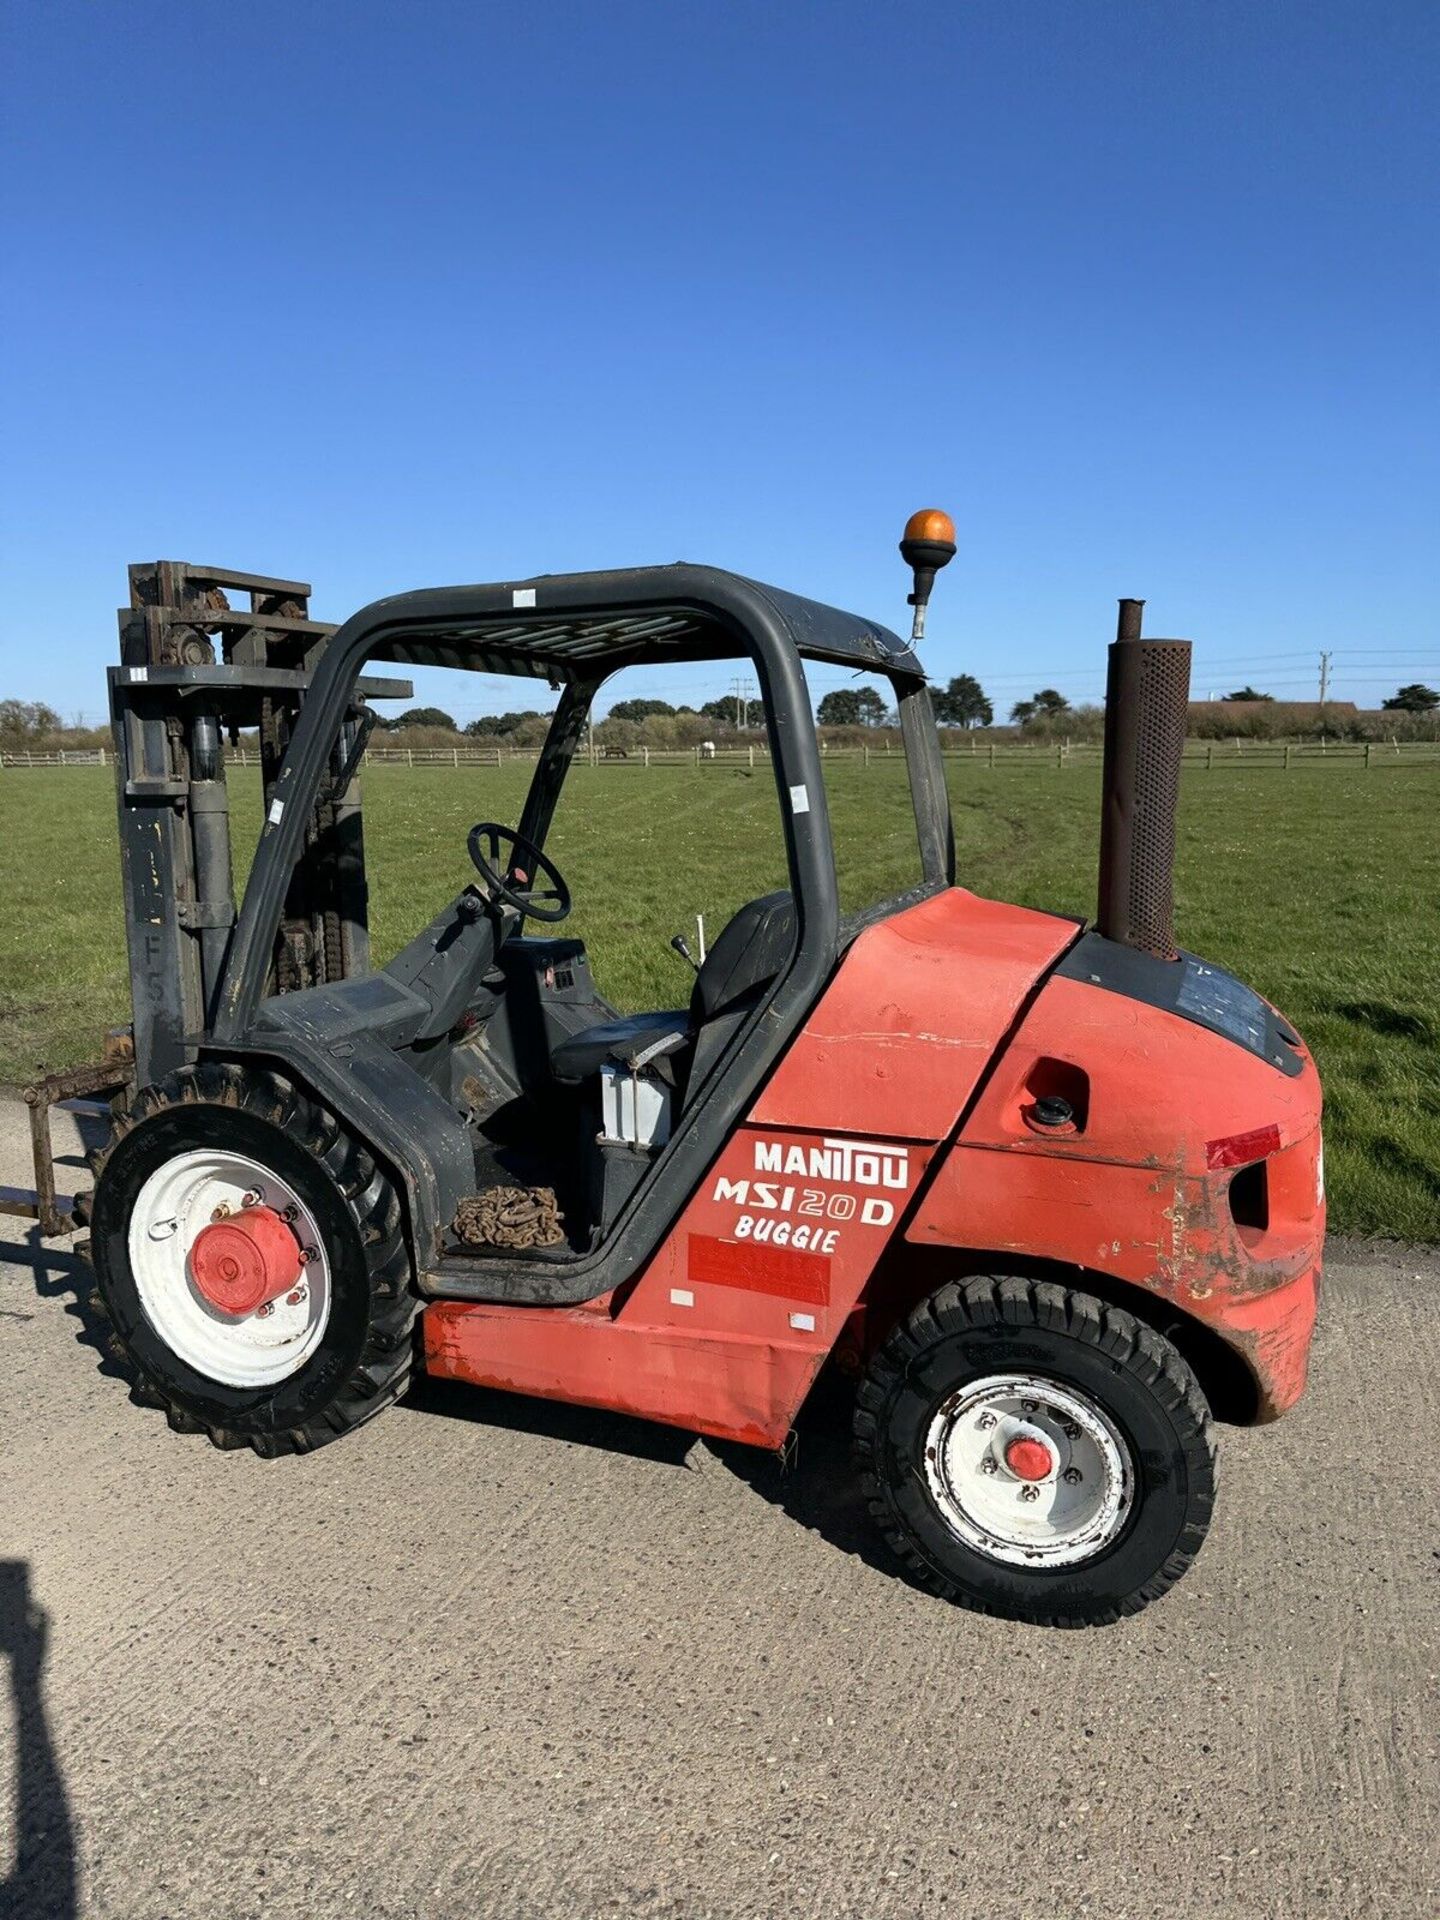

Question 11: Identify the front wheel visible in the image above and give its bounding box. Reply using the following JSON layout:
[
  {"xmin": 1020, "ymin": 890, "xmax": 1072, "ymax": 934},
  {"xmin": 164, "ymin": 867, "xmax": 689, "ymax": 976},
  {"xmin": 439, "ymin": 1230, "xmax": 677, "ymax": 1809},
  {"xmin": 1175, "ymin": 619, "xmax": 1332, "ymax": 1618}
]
[
  {"xmin": 88, "ymin": 1064, "xmax": 416, "ymax": 1457},
  {"xmin": 854, "ymin": 1277, "xmax": 1216, "ymax": 1626}
]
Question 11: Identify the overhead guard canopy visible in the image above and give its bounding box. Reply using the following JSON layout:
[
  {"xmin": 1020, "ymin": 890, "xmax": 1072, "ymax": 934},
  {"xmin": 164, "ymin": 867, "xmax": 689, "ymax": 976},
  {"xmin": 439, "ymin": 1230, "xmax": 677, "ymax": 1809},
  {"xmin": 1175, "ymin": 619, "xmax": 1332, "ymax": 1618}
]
[{"xmin": 355, "ymin": 564, "xmax": 923, "ymax": 683}]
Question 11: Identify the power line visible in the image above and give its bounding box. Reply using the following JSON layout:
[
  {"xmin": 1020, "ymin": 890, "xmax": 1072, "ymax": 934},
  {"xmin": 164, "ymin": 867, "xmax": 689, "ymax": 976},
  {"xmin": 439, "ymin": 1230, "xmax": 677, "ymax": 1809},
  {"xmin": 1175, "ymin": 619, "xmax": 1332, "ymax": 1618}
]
[{"xmin": 728, "ymin": 675, "xmax": 757, "ymax": 729}]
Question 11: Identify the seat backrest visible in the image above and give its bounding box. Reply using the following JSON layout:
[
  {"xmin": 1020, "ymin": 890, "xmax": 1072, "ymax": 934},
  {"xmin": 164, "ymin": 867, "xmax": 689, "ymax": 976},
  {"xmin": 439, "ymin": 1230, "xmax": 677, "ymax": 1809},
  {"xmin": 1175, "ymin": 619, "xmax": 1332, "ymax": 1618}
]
[{"xmin": 689, "ymin": 891, "xmax": 796, "ymax": 1026}]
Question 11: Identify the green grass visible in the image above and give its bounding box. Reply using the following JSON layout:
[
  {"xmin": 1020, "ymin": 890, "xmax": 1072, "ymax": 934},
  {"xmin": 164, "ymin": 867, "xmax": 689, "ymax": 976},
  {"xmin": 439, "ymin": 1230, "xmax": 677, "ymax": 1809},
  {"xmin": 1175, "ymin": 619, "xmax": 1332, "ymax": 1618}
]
[{"xmin": 2, "ymin": 761, "xmax": 1436, "ymax": 1239}]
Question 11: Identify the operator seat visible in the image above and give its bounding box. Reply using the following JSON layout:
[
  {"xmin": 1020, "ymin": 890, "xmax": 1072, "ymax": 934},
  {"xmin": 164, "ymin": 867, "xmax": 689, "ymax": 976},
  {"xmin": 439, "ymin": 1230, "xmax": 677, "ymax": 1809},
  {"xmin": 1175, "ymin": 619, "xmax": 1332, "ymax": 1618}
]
[{"xmin": 548, "ymin": 891, "xmax": 796, "ymax": 1098}]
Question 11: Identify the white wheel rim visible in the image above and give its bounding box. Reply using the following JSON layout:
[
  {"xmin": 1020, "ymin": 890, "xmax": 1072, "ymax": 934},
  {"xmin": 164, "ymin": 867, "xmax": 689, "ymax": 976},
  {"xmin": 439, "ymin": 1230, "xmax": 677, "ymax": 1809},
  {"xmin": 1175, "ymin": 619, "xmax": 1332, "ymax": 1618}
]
[
  {"xmin": 923, "ymin": 1373, "xmax": 1134, "ymax": 1568},
  {"xmin": 127, "ymin": 1148, "xmax": 332, "ymax": 1388}
]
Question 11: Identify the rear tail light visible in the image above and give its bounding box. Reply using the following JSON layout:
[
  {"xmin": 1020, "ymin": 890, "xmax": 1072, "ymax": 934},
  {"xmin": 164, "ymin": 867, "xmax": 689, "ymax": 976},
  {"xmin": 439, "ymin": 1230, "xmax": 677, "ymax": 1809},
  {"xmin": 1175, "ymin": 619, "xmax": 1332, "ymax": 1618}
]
[{"xmin": 1206, "ymin": 1124, "xmax": 1281, "ymax": 1171}]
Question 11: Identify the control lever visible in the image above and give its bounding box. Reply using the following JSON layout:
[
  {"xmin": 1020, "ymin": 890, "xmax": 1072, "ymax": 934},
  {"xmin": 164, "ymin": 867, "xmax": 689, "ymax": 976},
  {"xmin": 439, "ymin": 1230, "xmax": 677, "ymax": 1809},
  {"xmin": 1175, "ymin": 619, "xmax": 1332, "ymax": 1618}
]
[{"xmin": 670, "ymin": 933, "xmax": 700, "ymax": 973}]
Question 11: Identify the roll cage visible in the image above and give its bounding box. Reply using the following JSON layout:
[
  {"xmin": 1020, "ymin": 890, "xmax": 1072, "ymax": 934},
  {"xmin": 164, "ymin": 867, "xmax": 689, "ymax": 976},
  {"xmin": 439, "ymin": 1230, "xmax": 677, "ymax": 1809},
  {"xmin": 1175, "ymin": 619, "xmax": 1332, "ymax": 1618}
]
[{"xmin": 215, "ymin": 563, "xmax": 952, "ymax": 1042}]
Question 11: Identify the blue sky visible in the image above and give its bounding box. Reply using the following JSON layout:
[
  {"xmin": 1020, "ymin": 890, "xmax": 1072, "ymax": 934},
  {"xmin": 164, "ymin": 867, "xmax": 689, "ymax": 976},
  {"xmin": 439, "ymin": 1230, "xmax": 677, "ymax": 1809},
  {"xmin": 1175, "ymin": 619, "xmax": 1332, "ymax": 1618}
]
[{"xmin": 2, "ymin": 0, "xmax": 1435, "ymax": 724}]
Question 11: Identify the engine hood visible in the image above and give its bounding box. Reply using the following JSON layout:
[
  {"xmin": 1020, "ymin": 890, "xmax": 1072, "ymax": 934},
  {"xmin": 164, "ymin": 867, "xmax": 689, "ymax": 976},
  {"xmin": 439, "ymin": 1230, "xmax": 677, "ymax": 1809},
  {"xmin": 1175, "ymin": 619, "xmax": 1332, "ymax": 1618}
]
[{"xmin": 747, "ymin": 887, "xmax": 1081, "ymax": 1144}]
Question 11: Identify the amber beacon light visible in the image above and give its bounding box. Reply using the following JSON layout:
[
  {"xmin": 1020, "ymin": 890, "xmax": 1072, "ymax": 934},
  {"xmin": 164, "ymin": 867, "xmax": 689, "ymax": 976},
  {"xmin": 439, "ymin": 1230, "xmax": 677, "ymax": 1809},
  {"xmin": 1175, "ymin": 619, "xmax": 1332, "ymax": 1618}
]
[{"xmin": 899, "ymin": 508, "xmax": 957, "ymax": 641}]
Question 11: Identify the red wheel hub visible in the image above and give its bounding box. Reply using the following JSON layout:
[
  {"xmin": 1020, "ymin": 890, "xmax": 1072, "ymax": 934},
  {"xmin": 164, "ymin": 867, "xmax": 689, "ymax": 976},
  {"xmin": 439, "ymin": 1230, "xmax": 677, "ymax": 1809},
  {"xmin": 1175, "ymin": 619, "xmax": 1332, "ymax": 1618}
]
[
  {"xmin": 189, "ymin": 1207, "xmax": 304, "ymax": 1317},
  {"xmin": 1004, "ymin": 1435, "xmax": 1054, "ymax": 1482}
]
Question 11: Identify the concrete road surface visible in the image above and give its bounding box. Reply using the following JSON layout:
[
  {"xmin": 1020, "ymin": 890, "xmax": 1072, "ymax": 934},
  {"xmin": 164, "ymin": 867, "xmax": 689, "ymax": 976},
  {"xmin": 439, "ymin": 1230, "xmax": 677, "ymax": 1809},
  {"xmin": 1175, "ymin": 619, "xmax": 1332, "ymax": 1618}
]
[{"xmin": 1, "ymin": 1101, "xmax": 1437, "ymax": 1920}]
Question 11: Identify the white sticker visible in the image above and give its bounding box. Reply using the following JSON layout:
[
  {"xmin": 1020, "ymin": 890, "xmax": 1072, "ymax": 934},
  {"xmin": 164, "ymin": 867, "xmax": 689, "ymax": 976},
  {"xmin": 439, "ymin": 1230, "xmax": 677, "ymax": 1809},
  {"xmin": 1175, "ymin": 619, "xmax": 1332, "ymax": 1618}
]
[
  {"xmin": 669, "ymin": 1287, "xmax": 694, "ymax": 1308},
  {"xmin": 789, "ymin": 1312, "xmax": 816, "ymax": 1333},
  {"xmin": 512, "ymin": 587, "xmax": 536, "ymax": 608},
  {"xmin": 267, "ymin": 799, "xmax": 284, "ymax": 825},
  {"xmin": 129, "ymin": 666, "xmax": 148, "ymax": 682},
  {"xmin": 788, "ymin": 784, "xmax": 810, "ymax": 815}
]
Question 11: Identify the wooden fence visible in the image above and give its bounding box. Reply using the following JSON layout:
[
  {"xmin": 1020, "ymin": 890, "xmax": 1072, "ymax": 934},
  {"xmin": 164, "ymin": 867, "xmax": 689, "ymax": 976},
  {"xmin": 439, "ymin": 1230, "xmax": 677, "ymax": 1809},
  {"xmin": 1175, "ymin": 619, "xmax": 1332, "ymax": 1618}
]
[{"xmin": 4, "ymin": 739, "xmax": 1439, "ymax": 772}]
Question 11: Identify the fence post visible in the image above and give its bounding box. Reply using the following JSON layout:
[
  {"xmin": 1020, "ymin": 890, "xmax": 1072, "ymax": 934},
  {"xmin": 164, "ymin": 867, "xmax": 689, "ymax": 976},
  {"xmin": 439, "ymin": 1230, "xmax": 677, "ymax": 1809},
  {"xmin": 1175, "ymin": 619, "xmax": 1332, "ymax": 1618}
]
[
  {"xmin": 1206, "ymin": 744, "xmax": 1213, "ymax": 771},
  {"xmin": 407, "ymin": 748, "xmax": 413, "ymax": 767},
  {"xmin": 1284, "ymin": 744, "xmax": 1291, "ymax": 771},
  {"xmin": 1056, "ymin": 743, "xmax": 1063, "ymax": 771},
  {"xmin": 1364, "ymin": 742, "xmax": 1372, "ymax": 770},
  {"xmin": 643, "ymin": 747, "xmax": 650, "ymax": 769},
  {"xmin": 863, "ymin": 745, "xmax": 870, "ymax": 768},
  {"xmin": 99, "ymin": 746, "xmax": 106, "ymax": 767},
  {"xmin": 748, "ymin": 744, "xmax": 754, "ymax": 769},
  {"xmin": 988, "ymin": 742, "xmax": 995, "ymax": 771}
]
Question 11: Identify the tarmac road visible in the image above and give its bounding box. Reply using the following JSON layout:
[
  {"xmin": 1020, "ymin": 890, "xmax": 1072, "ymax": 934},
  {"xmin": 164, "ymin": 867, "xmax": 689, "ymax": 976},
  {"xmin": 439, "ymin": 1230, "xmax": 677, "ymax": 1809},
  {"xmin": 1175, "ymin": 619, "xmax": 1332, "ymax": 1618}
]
[{"xmin": 1, "ymin": 1101, "xmax": 1437, "ymax": 1920}]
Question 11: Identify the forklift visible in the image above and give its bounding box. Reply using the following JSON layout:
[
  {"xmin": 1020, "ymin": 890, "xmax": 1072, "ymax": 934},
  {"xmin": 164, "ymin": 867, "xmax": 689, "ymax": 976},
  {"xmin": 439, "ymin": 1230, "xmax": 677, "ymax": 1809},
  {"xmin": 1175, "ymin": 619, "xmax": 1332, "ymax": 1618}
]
[{"xmin": 8, "ymin": 514, "xmax": 1324, "ymax": 1625}]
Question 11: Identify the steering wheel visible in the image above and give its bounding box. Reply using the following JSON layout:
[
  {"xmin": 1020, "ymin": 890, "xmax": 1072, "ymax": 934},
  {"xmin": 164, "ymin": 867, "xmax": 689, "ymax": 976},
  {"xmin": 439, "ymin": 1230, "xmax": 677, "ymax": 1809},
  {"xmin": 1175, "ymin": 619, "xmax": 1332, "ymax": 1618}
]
[{"xmin": 466, "ymin": 822, "xmax": 572, "ymax": 924}]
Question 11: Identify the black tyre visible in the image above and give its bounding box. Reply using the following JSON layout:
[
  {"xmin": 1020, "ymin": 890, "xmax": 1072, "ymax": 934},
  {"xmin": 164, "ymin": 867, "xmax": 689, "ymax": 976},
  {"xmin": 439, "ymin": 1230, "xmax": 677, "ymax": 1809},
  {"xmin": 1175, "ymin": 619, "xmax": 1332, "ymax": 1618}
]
[
  {"xmin": 87, "ymin": 1063, "xmax": 416, "ymax": 1457},
  {"xmin": 855, "ymin": 1276, "xmax": 1216, "ymax": 1626}
]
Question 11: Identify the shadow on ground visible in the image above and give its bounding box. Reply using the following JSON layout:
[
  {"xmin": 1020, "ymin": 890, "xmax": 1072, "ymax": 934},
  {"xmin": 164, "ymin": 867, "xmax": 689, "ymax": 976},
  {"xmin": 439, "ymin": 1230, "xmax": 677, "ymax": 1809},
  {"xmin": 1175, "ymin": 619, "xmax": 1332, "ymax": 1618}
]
[
  {"xmin": 0, "ymin": 1232, "xmax": 124, "ymax": 1391},
  {"xmin": 9, "ymin": 1209, "xmax": 918, "ymax": 1599},
  {"xmin": 706, "ymin": 1372, "xmax": 916, "ymax": 1587},
  {"xmin": 1, "ymin": 1561, "xmax": 78, "ymax": 1920},
  {"xmin": 400, "ymin": 1371, "xmax": 700, "ymax": 1468},
  {"xmin": 403, "ymin": 1364, "xmax": 918, "ymax": 1591}
]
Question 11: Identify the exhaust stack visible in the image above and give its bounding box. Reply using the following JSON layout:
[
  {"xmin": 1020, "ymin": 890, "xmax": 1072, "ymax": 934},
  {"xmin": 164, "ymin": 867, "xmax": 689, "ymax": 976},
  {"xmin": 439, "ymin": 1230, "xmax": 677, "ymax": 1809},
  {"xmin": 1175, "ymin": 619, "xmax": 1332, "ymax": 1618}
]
[{"xmin": 1095, "ymin": 599, "xmax": 1192, "ymax": 960}]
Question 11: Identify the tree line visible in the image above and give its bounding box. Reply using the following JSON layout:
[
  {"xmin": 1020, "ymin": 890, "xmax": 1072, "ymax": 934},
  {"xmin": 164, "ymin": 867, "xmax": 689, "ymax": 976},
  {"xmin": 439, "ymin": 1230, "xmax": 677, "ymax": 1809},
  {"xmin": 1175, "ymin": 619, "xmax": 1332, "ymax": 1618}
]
[
  {"xmin": 353, "ymin": 676, "xmax": 1440, "ymax": 750},
  {"xmin": 4, "ymin": 676, "xmax": 1437, "ymax": 756}
]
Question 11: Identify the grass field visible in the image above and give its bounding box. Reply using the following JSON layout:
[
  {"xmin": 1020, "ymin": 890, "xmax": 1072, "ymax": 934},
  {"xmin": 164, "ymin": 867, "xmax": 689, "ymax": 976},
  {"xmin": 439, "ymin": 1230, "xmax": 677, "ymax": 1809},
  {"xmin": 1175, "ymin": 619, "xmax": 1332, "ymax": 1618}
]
[{"xmin": 2, "ymin": 760, "xmax": 1437, "ymax": 1239}]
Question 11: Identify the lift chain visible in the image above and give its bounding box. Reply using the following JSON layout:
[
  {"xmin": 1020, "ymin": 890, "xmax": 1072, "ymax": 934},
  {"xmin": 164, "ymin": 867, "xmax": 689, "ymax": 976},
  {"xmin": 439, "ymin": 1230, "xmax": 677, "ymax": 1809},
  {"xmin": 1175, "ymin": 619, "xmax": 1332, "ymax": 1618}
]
[{"xmin": 453, "ymin": 1185, "xmax": 565, "ymax": 1251}]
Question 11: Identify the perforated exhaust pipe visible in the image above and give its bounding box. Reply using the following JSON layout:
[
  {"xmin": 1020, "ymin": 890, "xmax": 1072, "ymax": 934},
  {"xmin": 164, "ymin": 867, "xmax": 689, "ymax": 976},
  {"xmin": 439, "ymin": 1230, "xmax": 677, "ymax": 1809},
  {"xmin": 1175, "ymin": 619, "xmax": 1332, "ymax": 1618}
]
[{"xmin": 1095, "ymin": 599, "xmax": 1192, "ymax": 960}]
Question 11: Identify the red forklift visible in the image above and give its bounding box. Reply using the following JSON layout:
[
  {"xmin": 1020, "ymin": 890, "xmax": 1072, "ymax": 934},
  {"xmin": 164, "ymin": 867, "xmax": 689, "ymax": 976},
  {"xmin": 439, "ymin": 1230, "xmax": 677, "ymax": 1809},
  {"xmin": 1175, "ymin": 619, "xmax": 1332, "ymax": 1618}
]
[{"xmin": 13, "ymin": 514, "xmax": 1324, "ymax": 1625}]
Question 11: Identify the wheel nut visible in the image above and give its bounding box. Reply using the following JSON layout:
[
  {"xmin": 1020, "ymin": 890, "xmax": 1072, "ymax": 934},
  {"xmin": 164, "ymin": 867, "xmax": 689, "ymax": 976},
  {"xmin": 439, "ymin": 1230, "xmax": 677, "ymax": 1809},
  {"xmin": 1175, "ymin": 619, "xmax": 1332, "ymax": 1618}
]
[
  {"xmin": 1063, "ymin": 1466, "xmax": 1082, "ymax": 1485},
  {"xmin": 1018, "ymin": 1484, "xmax": 1040, "ymax": 1503},
  {"xmin": 281, "ymin": 1204, "xmax": 299, "ymax": 1224},
  {"xmin": 980, "ymin": 1454, "xmax": 998, "ymax": 1475},
  {"xmin": 210, "ymin": 1202, "xmax": 232, "ymax": 1221},
  {"xmin": 977, "ymin": 1412, "xmax": 997, "ymax": 1430},
  {"xmin": 1062, "ymin": 1421, "xmax": 1080, "ymax": 1439},
  {"xmin": 302, "ymin": 1246, "xmax": 319, "ymax": 1265},
  {"xmin": 285, "ymin": 1287, "xmax": 307, "ymax": 1307},
  {"xmin": 256, "ymin": 1302, "xmax": 274, "ymax": 1318},
  {"xmin": 240, "ymin": 1188, "xmax": 263, "ymax": 1209},
  {"xmin": 1021, "ymin": 1399, "xmax": 1038, "ymax": 1413}
]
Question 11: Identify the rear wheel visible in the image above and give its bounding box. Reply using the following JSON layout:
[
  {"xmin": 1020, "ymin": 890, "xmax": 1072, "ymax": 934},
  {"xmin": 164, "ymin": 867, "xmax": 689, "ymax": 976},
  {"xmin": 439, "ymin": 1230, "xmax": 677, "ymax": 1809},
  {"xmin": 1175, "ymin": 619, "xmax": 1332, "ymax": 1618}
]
[
  {"xmin": 855, "ymin": 1276, "xmax": 1216, "ymax": 1626},
  {"xmin": 87, "ymin": 1063, "xmax": 415, "ymax": 1456}
]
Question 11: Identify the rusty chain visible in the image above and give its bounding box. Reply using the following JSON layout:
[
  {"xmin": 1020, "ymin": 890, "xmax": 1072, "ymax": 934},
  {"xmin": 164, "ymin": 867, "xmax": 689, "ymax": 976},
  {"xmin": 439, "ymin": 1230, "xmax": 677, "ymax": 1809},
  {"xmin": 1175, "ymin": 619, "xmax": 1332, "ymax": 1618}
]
[{"xmin": 453, "ymin": 1185, "xmax": 566, "ymax": 1251}]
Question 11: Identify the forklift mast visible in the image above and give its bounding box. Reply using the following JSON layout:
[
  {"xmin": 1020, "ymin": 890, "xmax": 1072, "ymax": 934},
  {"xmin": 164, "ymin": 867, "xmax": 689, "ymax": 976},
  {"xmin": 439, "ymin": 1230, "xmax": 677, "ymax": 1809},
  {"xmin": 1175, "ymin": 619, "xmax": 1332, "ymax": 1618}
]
[{"xmin": 110, "ymin": 563, "xmax": 410, "ymax": 1087}]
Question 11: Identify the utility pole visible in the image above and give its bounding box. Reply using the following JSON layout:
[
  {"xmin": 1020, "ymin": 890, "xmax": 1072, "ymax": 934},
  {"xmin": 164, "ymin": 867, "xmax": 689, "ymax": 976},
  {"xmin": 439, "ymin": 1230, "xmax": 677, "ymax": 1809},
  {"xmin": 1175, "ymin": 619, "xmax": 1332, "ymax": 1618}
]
[
  {"xmin": 729, "ymin": 675, "xmax": 756, "ymax": 729},
  {"xmin": 1318, "ymin": 651, "xmax": 1331, "ymax": 704}
]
